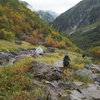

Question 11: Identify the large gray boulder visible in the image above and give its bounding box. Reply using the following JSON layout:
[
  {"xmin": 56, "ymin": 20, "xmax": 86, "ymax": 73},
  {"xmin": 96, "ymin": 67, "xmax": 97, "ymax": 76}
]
[
  {"xmin": 29, "ymin": 61, "xmax": 63, "ymax": 81},
  {"xmin": 43, "ymin": 87, "xmax": 58, "ymax": 100},
  {"xmin": 0, "ymin": 52, "xmax": 13, "ymax": 62},
  {"xmin": 84, "ymin": 64, "xmax": 100, "ymax": 73},
  {"xmin": 73, "ymin": 69, "xmax": 98, "ymax": 79},
  {"xmin": 54, "ymin": 61, "xmax": 63, "ymax": 68},
  {"xmin": 35, "ymin": 47, "xmax": 43, "ymax": 54},
  {"xmin": 80, "ymin": 84, "xmax": 100, "ymax": 100},
  {"xmin": 70, "ymin": 90, "xmax": 85, "ymax": 100}
]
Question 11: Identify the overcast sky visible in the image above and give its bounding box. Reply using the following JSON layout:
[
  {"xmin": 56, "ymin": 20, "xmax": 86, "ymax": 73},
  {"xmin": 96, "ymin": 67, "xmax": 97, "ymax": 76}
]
[{"xmin": 20, "ymin": 0, "xmax": 82, "ymax": 14}]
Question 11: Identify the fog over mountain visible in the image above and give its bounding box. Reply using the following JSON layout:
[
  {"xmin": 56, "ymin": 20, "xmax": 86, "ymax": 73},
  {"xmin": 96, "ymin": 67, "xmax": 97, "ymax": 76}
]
[
  {"xmin": 19, "ymin": 0, "xmax": 82, "ymax": 14},
  {"xmin": 20, "ymin": 1, "xmax": 59, "ymax": 23}
]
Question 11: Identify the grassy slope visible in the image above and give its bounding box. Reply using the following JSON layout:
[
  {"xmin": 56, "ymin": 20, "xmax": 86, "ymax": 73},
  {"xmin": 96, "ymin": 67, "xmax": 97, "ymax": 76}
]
[
  {"xmin": 0, "ymin": 40, "xmax": 47, "ymax": 53},
  {"xmin": 0, "ymin": 43, "xmax": 94, "ymax": 99},
  {"xmin": 0, "ymin": 19, "xmax": 99, "ymax": 100}
]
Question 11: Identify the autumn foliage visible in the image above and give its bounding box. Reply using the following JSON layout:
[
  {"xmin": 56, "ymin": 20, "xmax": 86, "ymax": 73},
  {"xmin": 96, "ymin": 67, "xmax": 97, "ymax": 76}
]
[
  {"xmin": 21, "ymin": 35, "xmax": 38, "ymax": 45},
  {"xmin": 45, "ymin": 41, "xmax": 59, "ymax": 47},
  {"xmin": 89, "ymin": 46, "xmax": 100, "ymax": 58},
  {"xmin": 0, "ymin": 0, "xmax": 75, "ymax": 49}
]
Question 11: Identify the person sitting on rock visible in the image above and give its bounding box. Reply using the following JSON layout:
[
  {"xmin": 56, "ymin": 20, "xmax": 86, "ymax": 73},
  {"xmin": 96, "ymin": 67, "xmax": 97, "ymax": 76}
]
[{"xmin": 63, "ymin": 54, "xmax": 71, "ymax": 71}]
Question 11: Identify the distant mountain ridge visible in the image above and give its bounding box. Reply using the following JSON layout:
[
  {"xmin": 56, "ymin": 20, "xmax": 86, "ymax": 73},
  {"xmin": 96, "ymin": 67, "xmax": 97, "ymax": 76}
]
[
  {"xmin": 34, "ymin": 10, "xmax": 55, "ymax": 23},
  {"xmin": 20, "ymin": 1, "xmax": 58, "ymax": 23},
  {"xmin": 51, "ymin": 0, "xmax": 100, "ymax": 32},
  {"xmin": 45, "ymin": 10, "xmax": 59, "ymax": 19}
]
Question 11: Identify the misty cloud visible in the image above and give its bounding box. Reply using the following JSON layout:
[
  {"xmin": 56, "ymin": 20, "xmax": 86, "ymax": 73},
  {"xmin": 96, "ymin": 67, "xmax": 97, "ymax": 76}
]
[{"xmin": 20, "ymin": 0, "xmax": 82, "ymax": 14}]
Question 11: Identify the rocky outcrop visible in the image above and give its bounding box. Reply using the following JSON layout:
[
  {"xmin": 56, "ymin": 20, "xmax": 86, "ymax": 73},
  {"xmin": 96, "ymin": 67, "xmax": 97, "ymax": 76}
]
[
  {"xmin": 29, "ymin": 61, "xmax": 100, "ymax": 100},
  {"xmin": 0, "ymin": 50, "xmax": 35, "ymax": 66},
  {"xmin": 0, "ymin": 52, "xmax": 13, "ymax": 61},
  {"xmin": 29, "ymin": 61, "xmax": 63, "ymax": 81},
  {"xmin": 80, "ymin": 84, "xmax": 100, "ymax": 100},
  {"xmin": 84, "ymin": 64, "xmax": 100, "ymax": 73},
  {"xmin": 0, "ymin": 47, "xmax": 44, "ymax": 67},
  {"xmin": 0, "ymin": 47, "xmax": 56, "ymax": 67},
  {"xmin": 73, "ymin": 69, "xmax": 98, "ymax": 79}
]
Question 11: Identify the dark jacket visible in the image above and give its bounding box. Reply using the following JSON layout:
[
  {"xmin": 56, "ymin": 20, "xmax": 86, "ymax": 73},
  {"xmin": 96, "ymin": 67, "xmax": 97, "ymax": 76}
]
[
  {"xmin": 82, "ymin": 54, "xmax": 85, "ymax": 58},
  {"xmin": 63, "ymin": 54, "xmax": 71, "ymax": 66}
]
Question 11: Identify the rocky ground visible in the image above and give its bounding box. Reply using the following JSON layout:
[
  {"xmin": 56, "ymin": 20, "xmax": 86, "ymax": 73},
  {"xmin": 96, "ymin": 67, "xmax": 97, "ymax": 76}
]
[
  {"xmin": 29, "ymin": 61, "xmax": 100, "ymax": 100},
  {"xmin": 0, "ymin": 47, "xmax": 54, "ymax": 67},
  {"xmin": 0, "ymin": 47, "xmax": 100, "ymax": 100}
]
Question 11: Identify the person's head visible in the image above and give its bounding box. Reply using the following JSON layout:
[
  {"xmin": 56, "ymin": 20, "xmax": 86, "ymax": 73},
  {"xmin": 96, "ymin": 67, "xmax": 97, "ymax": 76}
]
[{"xmin": 65, "ymin": 54, "xmax": 69, "ymax": 58}]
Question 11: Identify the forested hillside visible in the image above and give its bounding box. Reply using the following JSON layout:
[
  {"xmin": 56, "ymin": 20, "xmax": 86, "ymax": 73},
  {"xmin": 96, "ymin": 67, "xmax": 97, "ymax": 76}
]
[{"xmin": 0, "ymin": 0, "xmax": 76, "ymax": 50}]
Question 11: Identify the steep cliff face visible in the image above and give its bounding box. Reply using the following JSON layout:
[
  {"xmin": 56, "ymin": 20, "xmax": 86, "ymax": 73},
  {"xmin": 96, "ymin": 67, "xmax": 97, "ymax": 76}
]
[{"xmin": 51, "ymin": 0, "xmax": 100, "ymax": 32}]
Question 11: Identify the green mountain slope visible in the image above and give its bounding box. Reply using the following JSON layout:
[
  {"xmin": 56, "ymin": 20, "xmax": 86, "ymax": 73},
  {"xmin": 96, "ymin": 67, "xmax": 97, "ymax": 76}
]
[
  {"xmin": 50, "ymin": 0, "xmax": 100, "ymax": 51},
  {"xmin": 0, "ymin": 0, "xmax": 77, "ymax": 50},
  {"xmin": 67, "ymin": 22, "xmax": 100, "ymax": 50},
  {"xmin": 51, "ymin": 0, "xmax": 100, "ymax": 32}
]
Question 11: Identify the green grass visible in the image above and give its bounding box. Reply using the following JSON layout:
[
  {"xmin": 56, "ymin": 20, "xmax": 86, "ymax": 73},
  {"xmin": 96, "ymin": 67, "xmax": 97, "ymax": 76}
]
[
  {"xmin": 73, "ymin": 74, "xmax": 93, "ymax": 83},
  {"xmin": 0, "ymin": 58, "xmax": 46, "ymax": 100},
  {"xmin": 34, "ymin": 53, "xmax": 64, "ymax": 66},
  {"xmin": 0, "ymin": 40, "xmax": 36, "ymax": 53},
  {"xmin": 74, "ymin": 58, "xmax": 92, "ymax": 65}
]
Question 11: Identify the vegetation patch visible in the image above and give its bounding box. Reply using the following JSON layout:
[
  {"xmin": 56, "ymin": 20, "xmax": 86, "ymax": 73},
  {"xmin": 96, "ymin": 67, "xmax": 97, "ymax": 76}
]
[
  {"xmin": 73, "ymin": 74, "xmax": 93, "ymax": 83},
  {"xmin": 0, "ymin": 58, "xmax": 46, "ymax": 100},
  {"xmin": 73, "ymin": 58, "xmax": 92, "ymax": 65},
  {"xmin": 0, "ymin": 40, "xmax": 35, "ymax": 53}
]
